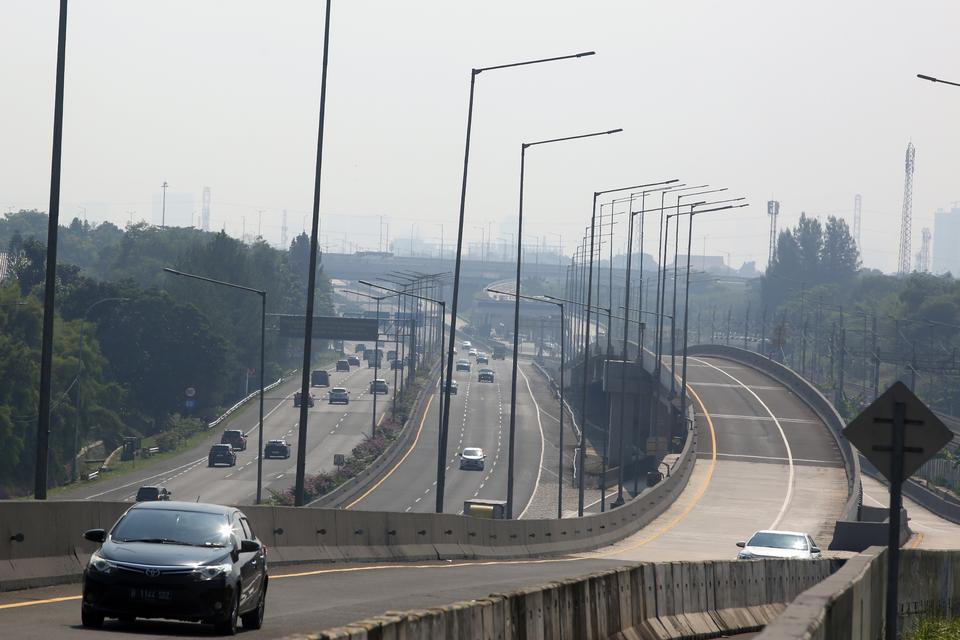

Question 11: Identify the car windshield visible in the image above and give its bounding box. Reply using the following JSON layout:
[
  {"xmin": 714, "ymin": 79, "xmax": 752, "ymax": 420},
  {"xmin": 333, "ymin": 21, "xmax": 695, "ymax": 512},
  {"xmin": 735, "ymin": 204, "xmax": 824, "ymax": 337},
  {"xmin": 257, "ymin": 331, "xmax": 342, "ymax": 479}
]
[
  {"xmin": 112, "ymin": 509, "xmax": 231, "ymax": 547},
  {"xmin": 463, "ymin": 448, "xmax": 482, "ymax": 457},
  {"xmin": 748, "ymin": 532, "xmax": 807, "ymax": 550}
]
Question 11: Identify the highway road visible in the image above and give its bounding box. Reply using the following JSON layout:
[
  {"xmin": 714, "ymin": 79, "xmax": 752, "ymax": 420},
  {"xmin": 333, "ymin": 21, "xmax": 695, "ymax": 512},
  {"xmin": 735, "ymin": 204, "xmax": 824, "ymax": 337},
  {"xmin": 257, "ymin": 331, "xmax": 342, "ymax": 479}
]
[
  {"xmin": 56, "ymin": 343, "xmax": 396, "ymax": 506},
  {"xmin": 348, "ymin": 348, "xmax": 544, "ymax": 516},
  {"xmin": 0, "ymin": 355, "xmax": 865, "ymax": 638}
]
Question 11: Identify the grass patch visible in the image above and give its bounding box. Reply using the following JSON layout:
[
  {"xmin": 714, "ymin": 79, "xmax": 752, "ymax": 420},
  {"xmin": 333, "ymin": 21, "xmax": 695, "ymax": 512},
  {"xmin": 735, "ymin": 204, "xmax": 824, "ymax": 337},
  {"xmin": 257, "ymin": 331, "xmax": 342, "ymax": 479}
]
[{"xmin": 904, "ymin": 617, "xmax": 960, "ymax": 639}]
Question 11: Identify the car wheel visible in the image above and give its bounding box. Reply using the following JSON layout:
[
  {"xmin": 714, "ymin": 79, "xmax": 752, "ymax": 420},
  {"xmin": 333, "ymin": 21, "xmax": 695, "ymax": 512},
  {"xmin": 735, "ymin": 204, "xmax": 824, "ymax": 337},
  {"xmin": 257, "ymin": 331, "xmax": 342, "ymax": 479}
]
[
  {"xmin": 241, "ymin": 583, "xmax": 266, "ymax": 630},
  {"xmin": 208, "ymin": 461, "xmax": 214, "ymax": 467},
  {"xmin": 215, "ymin": 591, "xmax": 240, "ymax": 635},
  {"xmin": 81, "ymin": 608, "xmax": 104, "ymax": 628}
]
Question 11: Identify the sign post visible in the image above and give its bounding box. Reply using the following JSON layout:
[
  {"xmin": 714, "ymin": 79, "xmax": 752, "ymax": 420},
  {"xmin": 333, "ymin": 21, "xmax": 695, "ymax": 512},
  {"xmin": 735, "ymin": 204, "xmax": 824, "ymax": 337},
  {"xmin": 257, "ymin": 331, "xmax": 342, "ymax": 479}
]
[{"xmin": 843, "ymin": 381, "xmax": 952, "ymax": 640}]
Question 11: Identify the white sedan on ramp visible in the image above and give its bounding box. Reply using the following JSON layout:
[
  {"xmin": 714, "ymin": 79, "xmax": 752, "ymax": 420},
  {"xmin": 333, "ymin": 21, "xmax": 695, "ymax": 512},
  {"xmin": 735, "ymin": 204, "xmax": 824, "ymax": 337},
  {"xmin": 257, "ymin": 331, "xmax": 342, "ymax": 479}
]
[{"xmin": 736, "ymin": 530, "xmax": 822, "ymax": 560}]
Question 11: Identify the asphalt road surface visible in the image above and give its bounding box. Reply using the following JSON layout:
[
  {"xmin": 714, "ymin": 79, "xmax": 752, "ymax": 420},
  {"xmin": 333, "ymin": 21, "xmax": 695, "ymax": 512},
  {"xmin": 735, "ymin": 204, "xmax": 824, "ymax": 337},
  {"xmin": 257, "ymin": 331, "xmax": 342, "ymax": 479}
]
[
  {"xmin": 0, "ymin": 356, "xmax": 864, "ymax": 638},
  {"xmin": 348, "ymin": 351, "xmax": 544, "ymax": 516},
  {"xmin": 56, "ymin": 343, "xmax": 397, "ymax": 506}
]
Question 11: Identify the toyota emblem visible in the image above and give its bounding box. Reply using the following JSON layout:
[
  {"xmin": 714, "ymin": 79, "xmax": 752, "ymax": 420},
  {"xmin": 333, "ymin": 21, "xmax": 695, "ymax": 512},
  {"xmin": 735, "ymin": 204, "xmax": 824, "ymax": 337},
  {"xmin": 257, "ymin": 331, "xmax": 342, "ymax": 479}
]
[{"xmin": 145, "ymin": 568, "xmax": 161, "ymax": 578}]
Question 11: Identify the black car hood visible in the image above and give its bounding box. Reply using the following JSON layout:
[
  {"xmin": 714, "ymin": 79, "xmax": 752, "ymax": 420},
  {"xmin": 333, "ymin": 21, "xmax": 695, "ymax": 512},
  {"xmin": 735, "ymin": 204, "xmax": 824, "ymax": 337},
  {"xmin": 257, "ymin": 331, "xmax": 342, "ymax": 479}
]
[{"xmin": 100, "ymin": 540, "xmax": 231, "ymax": 567}]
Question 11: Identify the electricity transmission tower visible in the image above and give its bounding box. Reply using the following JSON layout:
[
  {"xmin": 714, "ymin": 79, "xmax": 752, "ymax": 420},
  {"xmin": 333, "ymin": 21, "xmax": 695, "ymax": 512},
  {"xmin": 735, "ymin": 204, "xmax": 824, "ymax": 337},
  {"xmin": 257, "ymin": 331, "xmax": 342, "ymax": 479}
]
[{"xmin": 897, "ymin": 142, "xmax": 916, "ymax": 274}]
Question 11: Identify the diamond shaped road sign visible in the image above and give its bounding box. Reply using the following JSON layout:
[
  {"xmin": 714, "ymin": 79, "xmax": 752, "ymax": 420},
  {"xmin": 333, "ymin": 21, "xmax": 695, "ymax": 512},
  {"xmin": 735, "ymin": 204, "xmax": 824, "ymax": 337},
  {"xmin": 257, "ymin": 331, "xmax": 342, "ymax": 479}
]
[{"xmin": 843, "ymin": 381, "xmax": 953, "ymax": 484}]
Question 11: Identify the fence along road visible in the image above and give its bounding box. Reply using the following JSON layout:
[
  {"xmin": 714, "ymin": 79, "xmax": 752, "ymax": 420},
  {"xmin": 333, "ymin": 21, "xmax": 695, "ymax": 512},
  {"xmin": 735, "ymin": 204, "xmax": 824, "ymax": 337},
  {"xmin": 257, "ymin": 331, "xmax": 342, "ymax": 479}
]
[
  {"xmin": 57, "ymin": 341, "xmax": 389, "ymax": 506},
  {"xmin": 0, "ymin": 355, "xmax": 855, "ymax": 637}
]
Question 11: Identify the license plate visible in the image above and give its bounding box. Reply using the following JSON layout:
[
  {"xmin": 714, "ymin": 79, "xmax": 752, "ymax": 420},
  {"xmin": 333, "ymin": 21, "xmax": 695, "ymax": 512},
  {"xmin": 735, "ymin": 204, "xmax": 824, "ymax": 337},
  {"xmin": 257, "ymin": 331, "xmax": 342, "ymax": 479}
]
[{"xmin": 130, "ymin": 588, "xmax": 173, "ymax": 602}]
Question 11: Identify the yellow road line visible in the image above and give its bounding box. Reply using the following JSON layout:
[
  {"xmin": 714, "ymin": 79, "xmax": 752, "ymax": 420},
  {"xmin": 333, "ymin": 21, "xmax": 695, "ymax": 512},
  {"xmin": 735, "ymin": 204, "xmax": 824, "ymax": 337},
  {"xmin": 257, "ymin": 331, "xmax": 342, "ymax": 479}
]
[
  {"xmin": 2, "ymin": 380, "xmax": 719, "ymax": 609},
  {"xmin": 0, "ymin": 595, "xmax": 81, "ymax": 610},
  {"xmin": 345, "ymin": 394, "xmax": 433, "ymax": 509}
]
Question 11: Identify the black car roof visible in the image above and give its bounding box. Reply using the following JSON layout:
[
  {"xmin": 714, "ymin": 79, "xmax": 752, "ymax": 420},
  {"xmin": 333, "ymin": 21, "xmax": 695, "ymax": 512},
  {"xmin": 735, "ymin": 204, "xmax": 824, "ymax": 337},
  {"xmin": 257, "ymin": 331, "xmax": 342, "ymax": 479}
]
[{"xmin": 130, "ymin": 501, "xmax": 235, "ymax": 515}]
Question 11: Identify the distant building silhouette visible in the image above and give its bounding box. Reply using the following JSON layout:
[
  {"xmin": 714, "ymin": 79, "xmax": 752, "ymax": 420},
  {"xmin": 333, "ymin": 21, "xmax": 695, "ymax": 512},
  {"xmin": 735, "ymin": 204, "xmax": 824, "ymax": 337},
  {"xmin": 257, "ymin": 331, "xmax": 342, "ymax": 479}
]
[{"xmin": 932, "ymin": 205, "xmax": 960, "ymax": 276}]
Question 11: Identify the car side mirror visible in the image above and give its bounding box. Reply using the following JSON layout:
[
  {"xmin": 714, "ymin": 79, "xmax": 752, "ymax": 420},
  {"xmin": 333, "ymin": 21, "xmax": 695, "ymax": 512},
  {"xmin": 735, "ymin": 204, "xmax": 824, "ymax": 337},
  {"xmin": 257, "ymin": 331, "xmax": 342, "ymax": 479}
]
[
  {"xmin": 735, "ymin": 541, "xmax": 745, "ymax": 548},
  {"xmin": 84, "ymin": 529, "xmax": 107, "ymax": 543},
  {"xmin": 455, "ymin": 452, "xmax": 461, "ymax": 456},
  {"xmin": 240, "ymin": 539, "xmax": 261, "ymax": 553},
  {"xmin": 811, "ymin": 547, "xmax": 821, "ymax": 554}
]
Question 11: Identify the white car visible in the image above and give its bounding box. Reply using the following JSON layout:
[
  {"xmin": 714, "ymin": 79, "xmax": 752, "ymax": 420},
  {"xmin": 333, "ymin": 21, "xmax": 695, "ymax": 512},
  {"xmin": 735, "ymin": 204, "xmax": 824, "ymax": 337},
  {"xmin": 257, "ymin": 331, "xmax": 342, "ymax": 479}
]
[
  {"xmin": 456, "ymin": 359, "xmax": 471, "ymax": 372},
  {"xmin": 736, "ymin": 530, "xmax": 822, "ymax": 560},
  {"xmin": 468, "ymin": 348, "xmax": 478, "ymax": 357},
  {"xmin": 462, "ymin": 341, "xmax": 472, "ymax": 350},
  {"xmin": 459, "ymin": 447, "xmax": 485, "ymax": 470}
]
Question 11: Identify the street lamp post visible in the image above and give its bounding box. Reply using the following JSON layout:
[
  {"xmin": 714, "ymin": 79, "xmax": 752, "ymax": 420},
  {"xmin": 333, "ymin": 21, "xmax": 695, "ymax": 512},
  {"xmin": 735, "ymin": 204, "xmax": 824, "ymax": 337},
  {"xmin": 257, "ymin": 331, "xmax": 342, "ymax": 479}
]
[
  {"xmin": 917, "ymin": 73, "xmax": 960, "ymax": 88},
  {"xmin": 505, "ymin": 128, "xmax": 622, "ymax": 519},
  {"xmin": 163, "ymin": 268, "xmax": 267, "ymax": 504},
  {"xmin": 346, "ymin": 289, "xmax": 398, "ymax": 437},
  {"xmin": 490, "ymin": 288, "xmax": 565, "ymax": 518},
  {"xmin": 440, "ymin": 50, "xmax": 596, "ymax": 518},
  {"xmin": 363, "ymin": 280, "xmax": 447, "ymax": 513},
  {"xmin": 74, "ymin": 297, "xmax": 128, "ymax": 482}
]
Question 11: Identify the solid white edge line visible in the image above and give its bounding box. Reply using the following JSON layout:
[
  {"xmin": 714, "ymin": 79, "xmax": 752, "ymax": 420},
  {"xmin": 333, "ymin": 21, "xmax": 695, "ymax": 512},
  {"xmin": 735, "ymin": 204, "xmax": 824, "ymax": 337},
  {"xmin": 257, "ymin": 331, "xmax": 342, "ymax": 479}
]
[
  {"xmin": 516, "ymin": 363, "xmax": 546, "ymax": 520},
  {"xmin": 690, "ymin": 357, "xmax": 795, "ymax": 530}
]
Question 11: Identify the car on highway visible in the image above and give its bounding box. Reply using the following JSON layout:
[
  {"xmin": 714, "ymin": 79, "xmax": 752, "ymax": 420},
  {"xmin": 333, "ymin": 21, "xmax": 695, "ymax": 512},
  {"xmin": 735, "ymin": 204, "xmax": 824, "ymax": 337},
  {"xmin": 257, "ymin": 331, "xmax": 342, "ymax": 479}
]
[
  {"xmin": 81, "ymin": 501, "xmax": 268, "ymax": 633},
  {"xmin": 207, "ymin": 444, "xmax": 237, "ymax": 467},
  {"xmin": 391, "ymin": 358, "xmax": 404, "ymax": 370},
  {"xmin": 387, "ymin": 349, "xmax": 397, "ymax": 361},
  {"xmin": 293, "ymin": 391, "xmax": 315, "ymax": 408},
  {"xmin": 335, "ymin": 359, "xmax": 350, "ymax": 372},
  {"xmin": 263, "ymin": 439, "xmax": 291, "ymax": 459},
  {"xmin": 328, "ymin": 387, "xmax": 350, "ymax": 405},
  {"xmin": 311, "ymin": 369, "xmax": 330, "ymax": 387},
  {"xmin": 468, "ymin": 348, "xmax": 478, "ymax": 357},
  {"xmin": 736, "ymin": 530, "xmax": 822, "ymax": 560},
  {"xmin": 458, "ymin": 447, "xmax": 485, "ymax": 470},
  {"xmin": 347, "ymin": 355, "xmax": 361, "ymax": 366},
  {"xmin": 135, "ymin": 486, "xmax": 171, "ymax": 502},
  {"xmin": 456, "ymin": 359, "xmax": 471, "ymax": 372},
  {"xmin": 355, "ymin": 343, "xmax": 367, "ymax": 353},
  {"xmin": 445, "ymin": 380, "xmax": 459, "ymax": 395},
  {"xmin": 478, "ymin": 368, "xmax": 495, "ymax": 383},
  {"xmin": 476, "ymin": 353, "xmax": 489, "ymax": 364},
  {"xmin": 220, "ymin": 429, "xmax": 247, "ymax": 451},
  {"xmin": 462, "ymin": 340, "xmax": 472, "ymax": 350},
  {"xmin": 492, "ymin": 344, "xmax": 507, "ymax": 359},
  {"xmin": 369, "ymin": 379, "xmax": 389, "ymax": 395}
]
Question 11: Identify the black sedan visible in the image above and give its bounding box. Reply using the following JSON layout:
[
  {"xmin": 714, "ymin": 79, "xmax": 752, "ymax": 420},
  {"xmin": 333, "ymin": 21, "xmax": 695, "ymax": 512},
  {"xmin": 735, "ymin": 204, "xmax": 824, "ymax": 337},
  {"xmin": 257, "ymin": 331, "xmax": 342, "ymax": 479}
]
[{"xmin": 81, "ymin": 501, "xmax": 268, "ymax": 635}]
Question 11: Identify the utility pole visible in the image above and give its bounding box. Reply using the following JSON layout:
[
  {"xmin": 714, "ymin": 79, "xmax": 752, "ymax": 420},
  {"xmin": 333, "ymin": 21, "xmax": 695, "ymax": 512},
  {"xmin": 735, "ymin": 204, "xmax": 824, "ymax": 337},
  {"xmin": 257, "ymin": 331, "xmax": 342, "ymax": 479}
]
[
  {"xmin": 743, "ymin": 301, "xmax": 751, "ymax": 350},
  {"xmin": 836, "ymin": 326, "xmax": 846, "ymax": 408},
  {"xmin": 161, "ymin": 181, "xmax": 168, "ymax": 228}
]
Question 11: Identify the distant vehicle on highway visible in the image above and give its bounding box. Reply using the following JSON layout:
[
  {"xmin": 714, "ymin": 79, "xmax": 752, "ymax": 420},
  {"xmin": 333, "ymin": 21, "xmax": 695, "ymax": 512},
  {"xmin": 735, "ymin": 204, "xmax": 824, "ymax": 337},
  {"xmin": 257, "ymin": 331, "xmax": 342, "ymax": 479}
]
[
  {"xmin": 328, "ymin": 387, "xmax": 350, "ymax": 404},
  {"xmin": 736, "ymin": 530, "xmax": 822, "ymax": 560},
  {"xmin": 445, "ymin": 380, "xmax": 459, "ymax": 395},
  {"xmin": 456, "ymin": 359, "xmax": 471, "ymax": 372},
  {"xmin": 458, "ymin": 447, "xmax": 485, "ymax": 470},
  {"xmin": 207, "ymin": 444, "xmax": 237, "ymax": 467},
  {"xmin": 492, "ymin": 344, "xmax": 507, "ymax": 360},
  {"xmin": 263, "ymin": 439, "xmax": 291, "ymax": 459},
  {"xmin": 468, "ymin": 348, "xmax": 478, "ymax": 357},
  {"xmin": 387, "ymin": 349, "xmax": 397, "ymax": 361},
  {"xmin": 391, "ymin": 358, "xmax": 404, "ymax": 370},
  {"xmin": 220, "ymin": 429, "xmax": 247, "ymax": 451},
  {"xmin": 293, "ymin": 391, "xmax": 315, "ymax": 408},
  {"xmin": 335, "ymin": 359, "xmax": 350, "ymax": 372},
  {"xmin": 476, "ymin": 353, "xmax": 489, "ymax": 364},
  {"xmin": 369, "ymin": 379, "xmax": 389, "ymax": 395},
  {"xmin": 347, "ymin": 355, "xmax": 361, "ymax": 366},
  {"xmin": 462, "ymin": 340, "xmax": 472, "ymax": 350},
  {"xmin": 355, "ymin": 343, "xmax": 367, "ymax": 353},
  {"xmin": 311, "ymin": 369, "xmax": 330, "ymax": 387},
  {"xmin": 81, "ymin": 501, "xmax": 268, "ymax": 633},
  {"xmin": 478, "ymin": 368, "xmax": 495, "ymax": 383},
  {"xmin": 134, "ymin": 486, "xmax": 171, "ymax": 502}
]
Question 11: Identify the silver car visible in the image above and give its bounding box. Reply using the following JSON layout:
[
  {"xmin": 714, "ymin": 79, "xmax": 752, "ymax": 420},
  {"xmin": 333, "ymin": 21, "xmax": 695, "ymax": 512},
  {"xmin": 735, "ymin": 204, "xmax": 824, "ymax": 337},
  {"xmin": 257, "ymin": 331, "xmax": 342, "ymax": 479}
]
[
  {"xmin": 736, "ymin": 530, "xmax": 822, "ymax": 560},
  {"xmin": 459, "ymin": 447, "xmax": 485, "ymax": 470}
]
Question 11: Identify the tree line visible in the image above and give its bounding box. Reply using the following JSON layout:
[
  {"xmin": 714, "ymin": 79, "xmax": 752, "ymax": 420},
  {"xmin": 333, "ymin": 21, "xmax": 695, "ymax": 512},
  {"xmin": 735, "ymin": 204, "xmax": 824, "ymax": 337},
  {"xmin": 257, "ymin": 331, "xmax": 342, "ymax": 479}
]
[{"xmin": 0, "ymin": 210, "xmax": 333, "ymax": 496}]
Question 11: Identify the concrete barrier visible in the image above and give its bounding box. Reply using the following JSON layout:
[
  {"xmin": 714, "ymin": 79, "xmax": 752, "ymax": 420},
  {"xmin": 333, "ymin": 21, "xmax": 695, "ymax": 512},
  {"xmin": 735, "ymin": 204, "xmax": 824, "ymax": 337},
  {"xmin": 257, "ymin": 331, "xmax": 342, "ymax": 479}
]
[
  {"xmin": 303, "ymin": 557, "xmax": 839, "ymax": 640},
  {"xmin": 686, "ymin": 345, "xmax": 864, "ymax": 549}
]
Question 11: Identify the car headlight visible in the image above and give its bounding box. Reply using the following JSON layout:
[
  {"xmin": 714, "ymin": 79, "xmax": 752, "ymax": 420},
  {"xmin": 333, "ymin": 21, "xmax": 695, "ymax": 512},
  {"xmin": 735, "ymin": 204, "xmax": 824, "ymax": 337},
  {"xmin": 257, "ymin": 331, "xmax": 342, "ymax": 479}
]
[
  {"xmin": 88, "ymin": 551, "xmax": 117, "ymax": 574},
  {"xmin": 737, "ymin": 551, "xmax": 756, "ymax": 560},
  {"xmin": 193, "ymin": 563, "xmax": 232, "ymax": 580}
]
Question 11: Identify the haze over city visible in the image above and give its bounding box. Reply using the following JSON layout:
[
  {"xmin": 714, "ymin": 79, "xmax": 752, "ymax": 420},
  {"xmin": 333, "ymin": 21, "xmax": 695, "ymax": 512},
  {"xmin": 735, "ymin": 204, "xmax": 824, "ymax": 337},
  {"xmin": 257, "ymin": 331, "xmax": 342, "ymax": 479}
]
[{"xmin": 3, "ymin": 0, "xmax": 958, "ymax": 272}]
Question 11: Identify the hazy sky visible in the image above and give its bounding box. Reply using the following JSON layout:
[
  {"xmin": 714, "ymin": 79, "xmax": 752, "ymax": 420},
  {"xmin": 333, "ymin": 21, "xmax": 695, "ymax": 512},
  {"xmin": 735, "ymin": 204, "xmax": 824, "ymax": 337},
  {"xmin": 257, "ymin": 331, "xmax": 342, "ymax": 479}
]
[{"xmin": 2, "ymin": 1, "xmax": 958, "ymax": 273}]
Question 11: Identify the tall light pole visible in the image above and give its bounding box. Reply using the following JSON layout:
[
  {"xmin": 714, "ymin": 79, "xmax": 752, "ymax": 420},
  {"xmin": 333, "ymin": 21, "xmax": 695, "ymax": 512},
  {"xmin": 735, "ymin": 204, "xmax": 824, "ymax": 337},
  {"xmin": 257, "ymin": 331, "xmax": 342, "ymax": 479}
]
[
  {"xmin": 163, "ymin": 268, "xmax": 267, "ymax": 504},
  {"xmin": 490, "ymin": 288, "xmax": 565, "ymax": 518},
  {"xmin": 74, "ymin": 297, "xmax": 128, "ymax": 482},
  {"xmin": 345, "ymin": 289, "xmax": 398, "ymax": 436},
  {"xmin": 917, "ymin": 73, "xmax": 960, "ymax": 88},
  {"xmin": 505, "ymin": 127, "xmax": 622, "ymax": 519},
  {"xmin": 35, "ymin": 0, "xmax": 69, "ymax": 500},
  {"xmin": 363, "ymin": 280, "xmax": 447, "ymax": 512},
  {"xmin": 295, "ymin": 0, "xmax": 333, "ymax": 507},
  {"xmin": 440, "ymin": 50, "xmax": 597, "ymax": 516}
]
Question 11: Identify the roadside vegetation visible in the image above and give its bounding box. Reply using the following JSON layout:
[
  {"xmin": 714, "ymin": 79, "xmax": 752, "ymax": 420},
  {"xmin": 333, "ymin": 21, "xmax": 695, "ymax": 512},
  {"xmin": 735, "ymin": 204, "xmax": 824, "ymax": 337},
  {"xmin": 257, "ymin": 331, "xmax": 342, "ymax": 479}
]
[
  {"xmin": 0, "ymin": 209, "xmax": 334, "ymax": 497},
  {"xmin": 904, "ymin": 616, "xmax": 960, "ymax": 640}
]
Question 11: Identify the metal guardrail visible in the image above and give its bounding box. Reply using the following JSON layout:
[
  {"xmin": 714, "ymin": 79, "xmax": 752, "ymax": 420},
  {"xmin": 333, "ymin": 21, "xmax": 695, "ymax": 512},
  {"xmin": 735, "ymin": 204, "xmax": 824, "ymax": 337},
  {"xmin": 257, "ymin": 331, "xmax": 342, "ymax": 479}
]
[{"xmin": 207, "ymin": 376, "xmax": 284, "ymax": 430}]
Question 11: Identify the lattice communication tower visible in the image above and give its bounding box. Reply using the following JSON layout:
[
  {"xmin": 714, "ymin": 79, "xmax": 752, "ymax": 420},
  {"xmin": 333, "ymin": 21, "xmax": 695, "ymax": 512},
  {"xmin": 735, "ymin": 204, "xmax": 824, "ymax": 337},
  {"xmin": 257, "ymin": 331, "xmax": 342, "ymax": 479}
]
[{"xmin": 897, "ymin": 142, "xmax": 916, "ymax": 274}]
